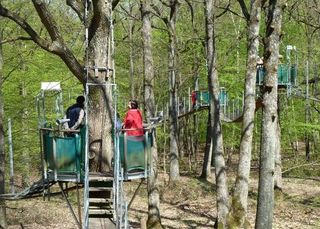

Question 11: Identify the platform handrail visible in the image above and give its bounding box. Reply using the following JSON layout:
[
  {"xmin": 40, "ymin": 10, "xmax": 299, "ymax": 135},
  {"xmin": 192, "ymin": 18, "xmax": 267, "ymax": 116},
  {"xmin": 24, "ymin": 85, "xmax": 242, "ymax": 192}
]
[{"xmin": 39, "ymin": 128, "xmax": 80, "ymax": 133}]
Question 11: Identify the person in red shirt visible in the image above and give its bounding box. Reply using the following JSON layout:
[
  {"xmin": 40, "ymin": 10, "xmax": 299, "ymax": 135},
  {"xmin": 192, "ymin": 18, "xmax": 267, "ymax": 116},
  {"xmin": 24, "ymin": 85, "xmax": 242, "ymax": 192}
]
[
  {"xmin": 123, "ymin": 100, "xmax": 144, "ymax": 136},
  {"xmin": 191, "ymin": 90, "xmax": 197, "ymax": 109}
]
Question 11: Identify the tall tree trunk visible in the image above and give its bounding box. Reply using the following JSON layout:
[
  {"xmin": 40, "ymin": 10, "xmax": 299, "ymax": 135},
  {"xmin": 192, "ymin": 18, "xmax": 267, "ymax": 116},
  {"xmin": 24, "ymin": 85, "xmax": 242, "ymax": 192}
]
[
  {"xmin": 255, "ymin": 1, "xmax": 283, "ymax": 228},
  {"xmin": 305, "ymin": 60, "xmax": 311, "ymax": 161},
  {"xmin": 129, "ymin": 1, "xmax": 135, "ymax": 99},
  {"xmin": 0, "ymin": 28, "xmax": 7, "ymax": 229},
  {"xmin": 140, "ymin": 0, "xmax": 163, "ymax": 228},
  {"xmin": 274, "ymin": 96, "xmax": 282, "ymax": 191},
  {"xmin": 167, "ymin": 0, "xmax": 180, "ymax": 182},
  {"xmin": 86, "ymin": 0, "xmax": 114, "ymax": 172},
  {"xmin": 200, "ymin": 112, "xmax": 212, "ymax": 179},
  {"xmin": 304, "ymin": 2, "xmax": 313, "ymax": 161},
  {"xmin": 274, "ymin": 116, "xmax": 282, "ymax": 191},
  {"xmin": 204, "ymin": 0, "xmax": 229, "ymax": 227},
  {"xmin": 228, "ymin": 0, "xmax": 262, "ymax": 227}
]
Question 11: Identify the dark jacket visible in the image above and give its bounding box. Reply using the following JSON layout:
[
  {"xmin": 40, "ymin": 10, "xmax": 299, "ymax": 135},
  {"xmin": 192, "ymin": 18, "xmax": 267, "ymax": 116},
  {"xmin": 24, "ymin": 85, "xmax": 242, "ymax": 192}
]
[{"xmin": 66, "ymin": 103, "xmax": 84, "ymax": 129}]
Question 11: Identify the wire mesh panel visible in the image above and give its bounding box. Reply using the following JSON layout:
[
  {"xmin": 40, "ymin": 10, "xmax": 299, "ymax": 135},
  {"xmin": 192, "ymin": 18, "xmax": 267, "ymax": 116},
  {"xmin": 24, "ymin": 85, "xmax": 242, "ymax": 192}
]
[
  {"xmin": 118, "ymin": 133, "xmax": 152, "ymax": 175},
  {"xmin": 119, "ymin": 135, "xmax": 145, "ymax": 172},
  {"xmin": 41, "ymin": 126, "xmax": 86, "ymax": 182},
  {"xmin": 256, "ymin": 64, "xmax": 298, "ymax": 87}
]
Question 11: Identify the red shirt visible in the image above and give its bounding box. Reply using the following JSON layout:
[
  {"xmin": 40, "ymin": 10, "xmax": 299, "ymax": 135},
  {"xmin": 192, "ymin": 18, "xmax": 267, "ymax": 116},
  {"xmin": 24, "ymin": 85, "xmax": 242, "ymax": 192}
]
[
  {"xmin": 123, "ymin": 109, "xmax": 144, "ymax": 136},
  {"xmin": 191, "ymin": 91, "xmax": 196, "ymax": 105}
]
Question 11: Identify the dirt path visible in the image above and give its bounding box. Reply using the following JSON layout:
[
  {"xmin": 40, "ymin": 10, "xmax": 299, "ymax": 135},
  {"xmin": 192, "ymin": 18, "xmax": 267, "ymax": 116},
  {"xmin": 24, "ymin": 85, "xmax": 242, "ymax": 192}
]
[
  {"xmin": 127, "ymin": 174, "xmax": 320, "ymax": 229},
  {"xmin": 5, "ymin": 175, "xmax": 320, "ymax": 228}
]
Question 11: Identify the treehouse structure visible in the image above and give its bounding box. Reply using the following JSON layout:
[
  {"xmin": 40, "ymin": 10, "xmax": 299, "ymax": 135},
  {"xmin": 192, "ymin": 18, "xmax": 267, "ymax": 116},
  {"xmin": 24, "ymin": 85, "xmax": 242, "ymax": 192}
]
[
  {"xmin": 256, "ymin": 45, "xmax": 298, "ymax": 94},
  {"xmin": 36, "ymin": 82, "xmax": 86, "ymax": 183}
]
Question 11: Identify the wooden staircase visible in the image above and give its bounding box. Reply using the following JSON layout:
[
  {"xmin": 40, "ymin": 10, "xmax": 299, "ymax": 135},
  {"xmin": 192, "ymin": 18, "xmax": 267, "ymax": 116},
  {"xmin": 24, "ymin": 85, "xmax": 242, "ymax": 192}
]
[{"xmin": 88, "ymin": 172, "xmax": 115, "ymax": 229}]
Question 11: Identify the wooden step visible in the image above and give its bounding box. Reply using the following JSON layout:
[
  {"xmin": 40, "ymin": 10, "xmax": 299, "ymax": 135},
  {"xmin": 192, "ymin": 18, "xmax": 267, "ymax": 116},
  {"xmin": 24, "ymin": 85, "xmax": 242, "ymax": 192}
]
[
  {"xmin": 89, "ymin": 205, "xmax": 112, "ymax": 210},
  {"xmin": 89, "ymin": 193, "xmax": 112, "ymax": 199},
  {"xmin": 89, "ymin": 172, "xmax": 113, "ymax": 182},
  {"xmin": 89, "ymin": 187, "xmax": 112, "ymax": 192},
  {"xmin": 89, "ymin": 208, "xmax": 113, "ymax": 218},
  {"xmin": 89, "ymin": 198, "xmax": 113, "ymax": 204},
  {"xmin": 89, "ymin": 180, "xmax": 113, "ymax": 188},
  {"xmin": 88, "ymin": 172, "xmax": 115, "ymax": 220},
  {"xmin": 89, "ymin": 198, "xmax": 113, "ymax": 208}
]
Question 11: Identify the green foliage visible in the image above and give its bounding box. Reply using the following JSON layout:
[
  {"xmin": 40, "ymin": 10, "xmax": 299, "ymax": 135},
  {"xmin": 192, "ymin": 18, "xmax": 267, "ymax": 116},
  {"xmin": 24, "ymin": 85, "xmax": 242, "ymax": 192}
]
[
  {"xmin": 0, "ymin": 1, "xmax": 83, "ymax": 182},
  {"xmin": 1, "ymin": 0, "xmax": 320, "ymax": 185}
]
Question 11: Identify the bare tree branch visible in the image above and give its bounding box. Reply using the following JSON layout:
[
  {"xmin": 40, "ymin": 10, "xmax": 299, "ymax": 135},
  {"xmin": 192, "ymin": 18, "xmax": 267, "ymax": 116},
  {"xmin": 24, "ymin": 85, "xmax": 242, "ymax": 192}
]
[
  {"xmin": 0, "ymin": 36, "xmax": 32, "ymax": 45},
  {"xmin": 215, "ymin": 2, "xmax": 231, "ymax": 19},
  {"xmin": 237, "ymin": 0, "xmax": 250, "ymax": 21},
  {"xmin": 0, "ymin": 4, "xmax": 51, "ymax": 51},
  {"xmin": 184, "ymin": 0, "xmax": 194, "ymax": 28},
  {"xmin": 66, "ymin": 0, "xmax": 84, "ymax": 22},
  {"xmin": 150, "ymin": 3, "xmax": 168, "ymax": 25},
  {"xmin": 66, "ymin": 0, "xmax": 120, "ymax": 21},
  {"xmin": 0, "ymin": 2, "xmax": 84, "ymax": 82},
  {"xmin": 282, "ymin": 161, "xmax": 320, "ymax": 174},
  {"xmin": 32, "ymin": 0, "xmax": 64, "ymax": 42},
  {"xmin": 216, "ymin": 3, "xmax": 244, "ymax": 19},
  {"xmin": 159, "ymin": 0, "xmax": 170, "ymax": 8},
  {"xmin": 150, "ymin": 3, "xmax": 163, "ymax": 18},
  {"xmin": 118, "ymin": 4, "xmax": 140, "ymax": 21},
  {"xmin": 112, "ymin": 0, "xmax": 121, "ymax": 10}
]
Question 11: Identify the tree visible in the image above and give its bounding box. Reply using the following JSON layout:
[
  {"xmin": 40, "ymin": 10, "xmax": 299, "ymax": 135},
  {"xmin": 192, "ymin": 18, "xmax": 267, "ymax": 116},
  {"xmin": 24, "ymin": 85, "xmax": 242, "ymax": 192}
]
[
  {"xmin": 152, "ymin": 0, "xmax": 181, "ymax": 182},
  {"xmin": 0, "ymin": 27, "xmax": 7, "ymax": 229},
  {"xmin": 204, "ymin": 0, "xmax": 229, "ymax": 227},
  {"xmin": 166, "ymin": 0, "xmax": 180, "ymax": 182},
  {"xmin": 274, "ymin": 110, "xmax": 282, "ymax": 191},
  {"xmin": 140, "ymin": 0, "xmax": 163, "ymax": 227},
  {"xmin": 255, "ymin": 1, "xmax": 284, "ymax": 228},
  {"xmin": 0, "ymin": 0, "xmax": 121, "ymax": 172},
  {"xmin": 227, "ymin": 0, "xmax": 262, "ymax": 227},
  {"xmin": 201, "ymin": 113, "xmax": 213, "ymax": 179}
]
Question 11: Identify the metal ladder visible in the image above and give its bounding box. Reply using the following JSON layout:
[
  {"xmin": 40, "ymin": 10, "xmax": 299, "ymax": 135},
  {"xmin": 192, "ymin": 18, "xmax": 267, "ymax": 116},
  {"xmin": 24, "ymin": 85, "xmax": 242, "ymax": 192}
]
[
  {"xmin": 87, "ymin": 172, "xmax": 115, "ymax": 228},
  {"xmin": 82, "ymin": 0, "xmax": 127, "ymax": 227},
  {"xmin": 114, "ymin": 132, "xmax": 128, "ymax": 228}
]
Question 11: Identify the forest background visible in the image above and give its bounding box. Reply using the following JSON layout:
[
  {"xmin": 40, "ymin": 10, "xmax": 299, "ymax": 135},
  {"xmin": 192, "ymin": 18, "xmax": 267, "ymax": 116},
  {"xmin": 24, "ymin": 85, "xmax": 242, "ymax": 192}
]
[{"xmin": 0, "ymin": 0, "xmax": 320, "ymax": 228}]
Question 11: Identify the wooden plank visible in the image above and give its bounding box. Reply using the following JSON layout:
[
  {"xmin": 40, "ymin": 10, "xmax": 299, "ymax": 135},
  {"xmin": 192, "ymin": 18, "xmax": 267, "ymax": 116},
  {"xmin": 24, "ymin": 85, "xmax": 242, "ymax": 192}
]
[
  {"xmin": 89, "ymin": 172, "xmax": 114, "ymax": 182},
  {"xmin": 89, "ymin": 209, "xmax": 113, "ymax": 216},
  {"xmin": 89, "ymin": 198, "xmax": 112, "ymax": 204},
  {"xmin": 89, "ymin": 187, "xmax": 112, "ymax": 192}
]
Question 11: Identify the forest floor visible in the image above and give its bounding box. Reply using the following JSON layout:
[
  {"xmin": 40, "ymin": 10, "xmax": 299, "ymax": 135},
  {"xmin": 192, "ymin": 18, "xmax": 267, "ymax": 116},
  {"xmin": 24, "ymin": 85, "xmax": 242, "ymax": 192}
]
[{"xmin": 4, "ymin": 168, "xmax": 320, "ymax": 229}]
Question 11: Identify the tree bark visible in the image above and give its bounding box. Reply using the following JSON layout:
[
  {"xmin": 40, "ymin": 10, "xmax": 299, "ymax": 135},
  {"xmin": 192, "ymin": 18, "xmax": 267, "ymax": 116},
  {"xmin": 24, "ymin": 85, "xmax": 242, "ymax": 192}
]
[
  {"xmin": 200, "ymin": 112, "xmax": 212, "ymax": 179},
  {"xmin": 228, "ymin": 0, "xmax": 262, "ymax": 227},
  {"xmin": 255, "ymin": 1, "xmax": 284, "ymax": 228},
  {"xmin": 205, "ymin": 0, "xmax": 229, "ymax": 227},
  {"xmin": 0, "ymin": 28, "xmax": 7, "ymax": 229},
  {"xmin": 274, "ymin": 116, "xmax": 282, "ymax": 191},
  {"xmin": 128, "ymin": 2, "xmax": 135, "ymax": 99},
  {"xmin": 140, "ymin": 0, "xmax": 163, "ymax": 228},
  {"xmin": 274, "ymin": 96, "xmax": 282, "ymax": 191},
  {"xmin": 167, "ymin": 0, "xmax": 180, "ymax": 182},
  {"xmin": 86, "ymin": 0, "xmax": 114, "ymax": 172}
]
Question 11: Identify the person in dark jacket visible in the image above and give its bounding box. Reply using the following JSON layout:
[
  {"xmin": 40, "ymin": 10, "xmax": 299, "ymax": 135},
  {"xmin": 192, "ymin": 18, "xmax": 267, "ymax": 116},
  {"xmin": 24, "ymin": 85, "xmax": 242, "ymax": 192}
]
[{"xmin": 64, "ymin": 95, "xmax": 85, "ymax": 130}]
